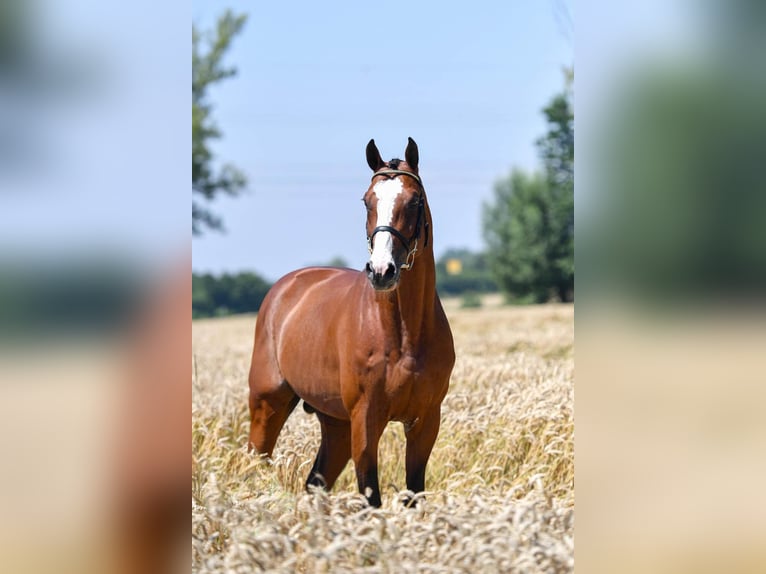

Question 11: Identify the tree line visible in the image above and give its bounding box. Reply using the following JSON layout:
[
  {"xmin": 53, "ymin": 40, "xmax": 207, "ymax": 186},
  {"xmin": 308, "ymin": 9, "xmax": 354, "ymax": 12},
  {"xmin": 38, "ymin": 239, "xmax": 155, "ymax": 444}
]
[
  {"xmin": 193, "ymin": 252, "xmax": 499, "ymax": 319},
  {"xmin": 193, "ymin": 272, "xmax": 270, "ymax": 318}
]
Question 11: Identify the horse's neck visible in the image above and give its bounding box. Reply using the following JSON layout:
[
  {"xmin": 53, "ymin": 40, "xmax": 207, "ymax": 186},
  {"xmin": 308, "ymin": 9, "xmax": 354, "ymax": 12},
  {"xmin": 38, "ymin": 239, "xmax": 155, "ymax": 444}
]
[{"xmin": 380, "ymin": 250, "xmax": 437, "ymax": 349}]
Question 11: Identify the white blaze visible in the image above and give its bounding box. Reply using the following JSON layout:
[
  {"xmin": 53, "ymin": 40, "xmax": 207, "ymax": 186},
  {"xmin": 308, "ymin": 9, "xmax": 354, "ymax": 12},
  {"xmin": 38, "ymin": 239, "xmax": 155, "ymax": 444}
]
[{"xmin": 369, "ymin": 178, "xmax": 404, "ymax": 274}]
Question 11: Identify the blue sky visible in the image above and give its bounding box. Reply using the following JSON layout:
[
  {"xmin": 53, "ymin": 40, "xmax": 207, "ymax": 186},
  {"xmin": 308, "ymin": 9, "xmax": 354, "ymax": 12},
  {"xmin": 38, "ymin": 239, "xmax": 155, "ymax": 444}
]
[
  {"xmin": 192, "ymin": 1, "xmax": 573, "ymax": 281},
  {"xmin": 1, "ymin": 1, "xmax": 188, "ymax": 266}
]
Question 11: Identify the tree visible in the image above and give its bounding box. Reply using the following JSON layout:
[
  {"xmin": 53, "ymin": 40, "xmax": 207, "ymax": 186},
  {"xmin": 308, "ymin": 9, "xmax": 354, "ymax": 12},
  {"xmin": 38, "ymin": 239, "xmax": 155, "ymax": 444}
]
[
  {"xmin": 538, "ymin": 86, "xmax": 574, "ymax": 300},
  {"xmin": 483, "ymin": 83, "xmax": 574, "ymax": 303},
  {"xmin": 193, "ymin": 11, "xmax": 247, "ymax": 235},
  {"xmin": 483, "ymin": 171, "xmax": 553, "ymax": 302}
]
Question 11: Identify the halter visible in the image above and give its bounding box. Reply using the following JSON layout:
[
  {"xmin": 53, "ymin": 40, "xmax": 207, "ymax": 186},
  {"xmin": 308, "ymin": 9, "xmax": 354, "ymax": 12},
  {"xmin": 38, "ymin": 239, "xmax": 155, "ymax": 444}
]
[{"xmin": 366, "ymin": 168, "xmax": 430, "ymax": 270}]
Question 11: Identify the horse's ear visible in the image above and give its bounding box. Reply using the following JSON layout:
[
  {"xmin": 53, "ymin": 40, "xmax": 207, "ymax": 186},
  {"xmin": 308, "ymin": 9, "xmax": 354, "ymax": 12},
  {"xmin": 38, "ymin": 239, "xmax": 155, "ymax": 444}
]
[
  {"xmin": 366, "ymin": 139, "xmax": 384, "ymax": 172},
  {"xmin": 405, "ymin": 137, "xmax": 419, "ymax": 172}
]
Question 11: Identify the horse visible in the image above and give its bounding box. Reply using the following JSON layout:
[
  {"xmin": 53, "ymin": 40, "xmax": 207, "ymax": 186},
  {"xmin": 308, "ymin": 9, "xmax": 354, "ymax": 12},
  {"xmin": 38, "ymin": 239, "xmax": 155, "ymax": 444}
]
[{"xmin": 247, "ymin": 137, "xmax": 455, "ymax": 507}]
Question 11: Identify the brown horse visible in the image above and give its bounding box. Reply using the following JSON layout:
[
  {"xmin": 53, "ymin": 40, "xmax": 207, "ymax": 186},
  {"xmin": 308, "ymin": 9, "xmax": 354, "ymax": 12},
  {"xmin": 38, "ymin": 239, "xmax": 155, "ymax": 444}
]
[{"xmin": 247, "ymin": 138, "xmax": 455, "ymax": 507}]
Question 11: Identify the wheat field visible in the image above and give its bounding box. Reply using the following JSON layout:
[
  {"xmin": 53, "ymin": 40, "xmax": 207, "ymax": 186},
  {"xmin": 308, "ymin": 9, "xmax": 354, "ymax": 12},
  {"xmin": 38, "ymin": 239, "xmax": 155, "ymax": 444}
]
[{"xmin": 192, "ymin": 297, "xmax": 574, "ymax": 573}]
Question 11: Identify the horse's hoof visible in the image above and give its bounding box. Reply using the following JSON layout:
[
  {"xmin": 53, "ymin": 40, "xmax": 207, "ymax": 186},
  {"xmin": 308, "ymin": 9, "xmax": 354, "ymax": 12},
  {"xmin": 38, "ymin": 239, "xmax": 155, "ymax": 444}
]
[{"xmin": 401, "ymin": 491, "xmax": 422, "ymax": 508}]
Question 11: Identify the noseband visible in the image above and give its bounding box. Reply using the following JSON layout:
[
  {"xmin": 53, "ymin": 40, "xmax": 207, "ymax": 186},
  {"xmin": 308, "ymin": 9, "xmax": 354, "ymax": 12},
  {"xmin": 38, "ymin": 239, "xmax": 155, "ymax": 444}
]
[{"xmin": 366, "ymin": 168, "xmax": 430, "ymax": 270}]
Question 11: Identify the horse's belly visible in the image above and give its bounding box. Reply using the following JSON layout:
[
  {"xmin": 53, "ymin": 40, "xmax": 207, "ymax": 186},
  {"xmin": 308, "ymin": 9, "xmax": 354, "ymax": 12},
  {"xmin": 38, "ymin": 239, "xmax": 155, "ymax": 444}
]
[
  {"xmin": 270, "ymin": 287, "xmax": 352, "ymax": 419},
  {"xmin": 298, "ymin": 386, "xmax": 348, "ymax": 420},
  {"xmin": 277, "ymin": 349, "xmax": 348, "ymax": 420}
]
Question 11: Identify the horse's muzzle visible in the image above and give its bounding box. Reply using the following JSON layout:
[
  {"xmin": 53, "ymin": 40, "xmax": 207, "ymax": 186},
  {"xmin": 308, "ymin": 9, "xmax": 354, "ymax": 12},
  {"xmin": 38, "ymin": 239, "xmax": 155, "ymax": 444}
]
[{"xmin": 366, "ymin": 261, "xmax": 400, "ymax": 291}]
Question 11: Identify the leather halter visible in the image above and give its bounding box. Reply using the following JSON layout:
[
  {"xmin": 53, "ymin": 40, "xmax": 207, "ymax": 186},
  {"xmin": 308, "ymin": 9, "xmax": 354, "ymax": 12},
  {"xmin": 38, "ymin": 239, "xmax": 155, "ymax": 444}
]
[{"xmin": 366, "ymin": 168, "xmax": 430, "ymax": 270}]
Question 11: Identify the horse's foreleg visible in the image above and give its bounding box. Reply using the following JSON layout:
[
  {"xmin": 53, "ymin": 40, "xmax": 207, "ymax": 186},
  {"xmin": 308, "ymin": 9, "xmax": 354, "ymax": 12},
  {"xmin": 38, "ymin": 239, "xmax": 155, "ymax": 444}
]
[
  {"xmin": 350, "ymin": 405, "xmax": 386, "ymax": 507},
  {"xmin": 404, "ymin": 406, "xmax": 441, "ymax": 506},
  {"xmin": 306, "ymin": 414, "xmax": 351, "ymax": 490},
  {"xmin": 248, "ymin": 389, "xmax": 299, "ymax": 457}
]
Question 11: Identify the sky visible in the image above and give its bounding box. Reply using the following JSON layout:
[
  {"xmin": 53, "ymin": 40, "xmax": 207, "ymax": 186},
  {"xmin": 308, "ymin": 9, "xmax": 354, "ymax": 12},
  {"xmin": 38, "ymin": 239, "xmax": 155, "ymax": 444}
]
[{"xmin": 192, "ymin": 1, "xmax": 573, "ymax": 281}]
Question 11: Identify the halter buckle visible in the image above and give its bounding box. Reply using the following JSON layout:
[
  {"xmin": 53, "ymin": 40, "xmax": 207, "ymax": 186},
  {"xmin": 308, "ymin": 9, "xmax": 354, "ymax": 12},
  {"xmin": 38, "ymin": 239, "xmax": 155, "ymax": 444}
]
[{"xmin": 400, "ymin": 239, "xmax": 418, "ymax": 271}]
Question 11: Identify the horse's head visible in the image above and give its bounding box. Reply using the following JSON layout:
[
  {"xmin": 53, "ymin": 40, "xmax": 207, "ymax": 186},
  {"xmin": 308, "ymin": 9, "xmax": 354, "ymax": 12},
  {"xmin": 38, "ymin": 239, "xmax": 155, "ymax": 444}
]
[{"xmin": 362, "ymin": 138, "xmax": 429, "ymax": 292}]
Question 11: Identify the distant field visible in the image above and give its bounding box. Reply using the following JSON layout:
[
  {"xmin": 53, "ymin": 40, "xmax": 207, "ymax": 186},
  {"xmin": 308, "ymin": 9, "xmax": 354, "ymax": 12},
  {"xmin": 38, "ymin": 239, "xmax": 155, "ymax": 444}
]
[{"xmin": 192, "ymin": 298, "xmax": 574, "ymax": 573}]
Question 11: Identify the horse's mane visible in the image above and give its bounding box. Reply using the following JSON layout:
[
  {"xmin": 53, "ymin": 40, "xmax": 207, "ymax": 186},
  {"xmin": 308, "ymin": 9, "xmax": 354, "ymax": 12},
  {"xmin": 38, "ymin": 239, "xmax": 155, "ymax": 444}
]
[{"xmin": 388, "ymin": 158, "xmax": 402, "ymax": 169}]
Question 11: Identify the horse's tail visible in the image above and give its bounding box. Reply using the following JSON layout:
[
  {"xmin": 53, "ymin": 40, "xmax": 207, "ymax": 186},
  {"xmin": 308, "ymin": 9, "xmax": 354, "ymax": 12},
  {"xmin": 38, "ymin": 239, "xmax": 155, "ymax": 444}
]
[{"xmin": 302, "ymin": 401, "xmax": 316, "ymax": 414}]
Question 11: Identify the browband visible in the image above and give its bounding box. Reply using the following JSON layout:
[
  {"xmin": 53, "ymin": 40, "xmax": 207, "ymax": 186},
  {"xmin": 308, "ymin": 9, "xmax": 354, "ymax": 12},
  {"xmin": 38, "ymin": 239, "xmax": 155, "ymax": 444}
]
[{"xmin": 371, "ymin": 168, "xmax": 423, "ymax": 187}]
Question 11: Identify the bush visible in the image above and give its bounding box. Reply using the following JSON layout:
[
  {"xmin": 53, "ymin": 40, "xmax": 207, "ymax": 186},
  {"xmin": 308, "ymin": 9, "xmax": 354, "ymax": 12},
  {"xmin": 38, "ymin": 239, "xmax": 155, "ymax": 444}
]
[
  {"xmin": 192, "ymin": 271, "xmax": 272, "ymax": 318},
  {"xmin": 460, "ymin": 292, "xmax": 483, "ymax": 309}
]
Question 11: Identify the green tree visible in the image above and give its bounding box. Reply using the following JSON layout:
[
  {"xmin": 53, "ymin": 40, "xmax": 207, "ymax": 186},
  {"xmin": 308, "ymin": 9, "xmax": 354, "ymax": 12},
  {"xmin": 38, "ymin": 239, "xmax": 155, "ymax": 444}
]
[
  {"xmin": 193, "ymin": 11, "xmax": 247, "ymax": 235},
  {"xmin": 483, "ymin": 83, "xmax": 574, "ymax": 303}
]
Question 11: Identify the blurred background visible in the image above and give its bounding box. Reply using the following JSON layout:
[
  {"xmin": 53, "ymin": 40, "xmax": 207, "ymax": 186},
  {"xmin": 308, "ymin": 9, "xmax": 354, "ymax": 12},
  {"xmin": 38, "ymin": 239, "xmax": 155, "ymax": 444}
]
[
  {"xmin": 1, "ymin": 0, "xmax": 188, "ymax": 340},
  {"xmin": 578, "ymin": 0, "xmax": 766, "ymax": 572},
  {"xmin": 1, "ymin": 0, "xmax": 187, "ymax": 572}
]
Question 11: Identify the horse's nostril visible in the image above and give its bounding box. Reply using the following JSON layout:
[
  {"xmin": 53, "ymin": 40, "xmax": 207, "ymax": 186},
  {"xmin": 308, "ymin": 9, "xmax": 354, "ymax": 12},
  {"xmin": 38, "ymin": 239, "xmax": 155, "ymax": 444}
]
[{"xmin": 366, "ymin": 262, "xmax": 396, "ymax": 287}]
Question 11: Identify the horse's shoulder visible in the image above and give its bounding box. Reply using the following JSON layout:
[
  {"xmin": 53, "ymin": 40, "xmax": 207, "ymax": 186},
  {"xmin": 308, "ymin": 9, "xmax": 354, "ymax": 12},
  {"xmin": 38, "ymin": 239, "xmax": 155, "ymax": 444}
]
[
  {"xmin": 268, "ymin": 266, "xmax": 357, "ymax": 298},
  {"xmin": 264, "ymin": 267, "xmax": 364, "ymax": 328}
]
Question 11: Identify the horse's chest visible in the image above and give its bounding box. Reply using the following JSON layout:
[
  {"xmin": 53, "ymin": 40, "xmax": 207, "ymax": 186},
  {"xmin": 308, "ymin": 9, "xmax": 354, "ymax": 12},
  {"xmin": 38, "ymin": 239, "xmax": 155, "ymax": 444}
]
[
  {"xmin": 385, "ymin": 356, "xmax": 420, "ymax": 389},
  {"xmin": 357, "ymin": 346, "xmax": 415, "ymax": 377},
  {"xmin": 358, "ymin": 355, "xmax": 421, "ymax": 412}
]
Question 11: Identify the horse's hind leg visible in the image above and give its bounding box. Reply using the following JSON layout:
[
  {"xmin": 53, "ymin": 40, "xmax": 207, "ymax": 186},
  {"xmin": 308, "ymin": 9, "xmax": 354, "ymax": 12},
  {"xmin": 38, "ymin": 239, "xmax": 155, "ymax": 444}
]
[
  {"xmin": 306, "ymin": 414, "xmax": 351, "ymax": 490},
  {"xmin": 248, "ymin": 320, "xmax": 299, "ymax": 456},
  {"xmin": 248, "ymin": 386, "xmax": 299, "ymax": 457},
  {"xmin": 248, "ymin": 388, "xmax": 299, "ymax": 456},
  {"xmin": 248, "ymin": 352, "xmax": 299, "ymax": 457}
]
